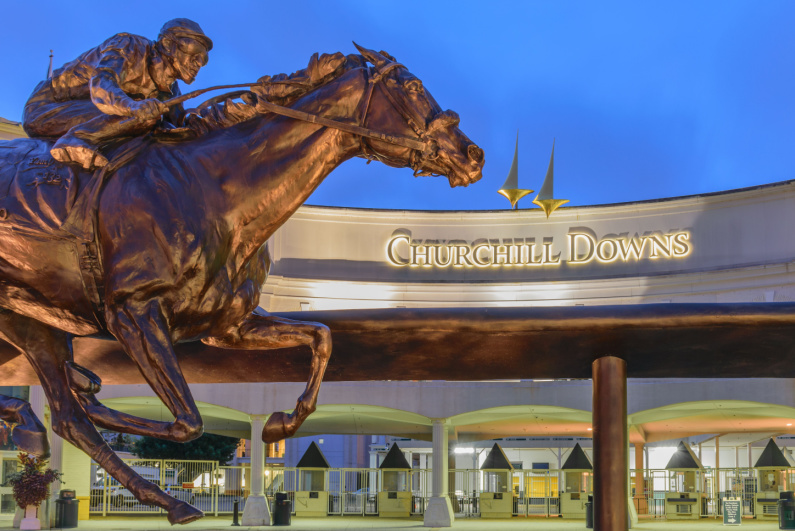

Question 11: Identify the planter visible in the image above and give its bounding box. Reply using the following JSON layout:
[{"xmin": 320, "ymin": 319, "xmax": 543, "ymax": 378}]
[{"xmin": 19, "ymin": 505, "xmax": 40, "ymax": 530}]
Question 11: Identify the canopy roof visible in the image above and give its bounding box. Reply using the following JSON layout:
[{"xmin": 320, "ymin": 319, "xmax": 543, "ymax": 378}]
[
  {"xmin": 480, "ymin": 443, "xmax": 513, "ymax": 470},
  {"xmin": 665, "ymin": 441, "xmax": 704, "ymax": 470},
  {"xmin": 562, "ymin": 443, "xmax": 593, "ymax": 470},
  {"xmin": 379, "ymin": 443, "xmax": 411, "ymax": 469},
  {"xmin": 754, "ymin": 439, "xmax": 791, "ymax": 468},
  {"xmin": 296, "ymin": 441, "xmax": 330, "ymax": 468}
]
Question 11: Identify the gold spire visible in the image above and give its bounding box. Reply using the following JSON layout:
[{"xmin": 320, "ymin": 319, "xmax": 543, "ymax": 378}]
[
  {"xmin": 532, "ymin": 139, "xmax": 569, "ymax": 218},
  {"xmin": 497, "ymin": 132, "xmax": 533, "ymax": 209}
]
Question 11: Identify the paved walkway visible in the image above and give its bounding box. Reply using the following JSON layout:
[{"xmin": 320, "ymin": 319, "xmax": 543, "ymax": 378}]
[{"xmin": 0, "ymin": 515, "xmax": 782, "ymax": 530}]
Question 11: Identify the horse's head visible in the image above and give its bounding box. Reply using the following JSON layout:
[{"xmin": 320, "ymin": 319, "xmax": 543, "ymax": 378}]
[{"xmin": 353, "ymin": 44, "xmax": 484, "ymax": 188}]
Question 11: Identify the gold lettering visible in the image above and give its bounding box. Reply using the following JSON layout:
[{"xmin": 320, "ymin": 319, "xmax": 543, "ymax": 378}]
[
  {"xmin": 543, "ymin": 241, "xmax": 561, "ymax": 264},
  {"xmin": 410, "ymin": 243, "xmax": 431, "ymax": 267},
  {"xmin": 596, "ymin": 239, "xmax": 619, "ymax": 262},
  {"xmin": 455, "ymin": 245, "xmax": 473, "ymax": 267},
  {"xmin": 672, "ymin": 232, "xmax": 691, "ymax": 256},
  {"xmin": 472, "ymin": 243, "xmax": 492, "ymax": 267},
  {"xmin": 386, "ymin": 235, "xmax": 410, "ymax": 266},
  {"xmin": 616, "ymin": 234, "xmax": 648, "ymax": 261},
  {"xmin": 648, "ymin": 234, "xmax": 671, "ymax": 258},
  {"xmin": 568, "ymin": 232, "xmax": 595, "ymax": 264},
  {"xmin": 434, "ymin": 244, "xmax": 454, "ymax": 267},
  {"xmin": 492, "ymin": 244, "xmax": 510, "ymax": 266}
]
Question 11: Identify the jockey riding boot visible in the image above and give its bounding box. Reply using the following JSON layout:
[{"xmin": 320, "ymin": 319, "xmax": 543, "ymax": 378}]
[{"xmin": 51, "ymin": 130, "xmax": 109, "ymax": 171}]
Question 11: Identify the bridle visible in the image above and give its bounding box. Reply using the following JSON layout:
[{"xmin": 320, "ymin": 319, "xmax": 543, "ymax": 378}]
[
  {"xmin": 355, "ymin": 62, "xmax": 443, "ymax": 176},
  {"xmin": 251, "ymin": 61, "xmax": 444, "ymax": 176}
]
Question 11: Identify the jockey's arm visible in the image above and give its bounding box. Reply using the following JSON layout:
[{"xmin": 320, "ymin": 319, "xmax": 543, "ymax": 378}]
[{"xmin": 90, "ymin": 47, "xmax": 166, "ymax": 120}]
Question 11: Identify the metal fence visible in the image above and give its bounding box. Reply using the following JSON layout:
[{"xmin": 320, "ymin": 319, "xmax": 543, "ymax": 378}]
[
  {"xmin": 90, "ymin": 459, "xmax": 233, "ymax": 516},
  {"xmin": 89, "ymin": 461, "xmax": 794, "ymax": 519}
]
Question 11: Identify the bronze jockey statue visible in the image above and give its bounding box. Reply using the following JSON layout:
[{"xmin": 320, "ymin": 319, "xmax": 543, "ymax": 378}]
[{"xmin": 23, "ymin": 18, "xmax": 212, "ymax": 170}]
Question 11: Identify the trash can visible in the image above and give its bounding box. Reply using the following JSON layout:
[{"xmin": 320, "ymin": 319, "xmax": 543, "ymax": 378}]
[
  {"xmin": 585, "ymin": 494, "xmax": 594, "ymax": 529},
  {"xmin": 55, "ymin": 489, "xmax": 79, "ymax": 528},
  {"xmin": 273, "ymin": 492, "xmax": 291, "ymax": 526},
  {"xmin": 779, "ymin": 492, "xmax": 795, "ymax": 530}
]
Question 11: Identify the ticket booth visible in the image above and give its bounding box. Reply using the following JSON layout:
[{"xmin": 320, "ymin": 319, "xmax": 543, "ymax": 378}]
[
  {"xmin": 479, "ymin": 443, "xmax": 514, "ymax": 518},
  {"xmin": 754, "ymin": 438, "xmax": 792, "ymax": 519},
  {"xmin": 664, "ymin": 441, "xmax": 706, "ymax": 520},
  {"xmin": 378, "ymin": 443, "xmax": 411, "ymax": 518},
  {"xmin": 295, "ymin": 441, "xmax": 330, "ymax": 517},
  {"xmin": 559, "ymin": 443, "xmax": 593, "ymax": 519}
]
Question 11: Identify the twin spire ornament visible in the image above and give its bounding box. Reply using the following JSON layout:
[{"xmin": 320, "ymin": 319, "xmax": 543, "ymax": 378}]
[
  {"xmin": 497, "ymin": 133, "xmax": 533, "ymax": 209},
  {"xmin": 497, "ymin": 134, "xmax": 569, "ymax": 217}
]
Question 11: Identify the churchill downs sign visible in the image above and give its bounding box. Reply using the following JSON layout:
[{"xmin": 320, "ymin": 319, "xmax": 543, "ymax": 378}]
[{"xmin": 386, "ymin": 229, "xmax": 692, "ymax": 268}]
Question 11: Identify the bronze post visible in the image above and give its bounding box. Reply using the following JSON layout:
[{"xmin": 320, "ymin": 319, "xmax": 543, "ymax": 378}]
[{"xmin": 593, "ymin": 356, "xmax": 628, "ymax": 531}]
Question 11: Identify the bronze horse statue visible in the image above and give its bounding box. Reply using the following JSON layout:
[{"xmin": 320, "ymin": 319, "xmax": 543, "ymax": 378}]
[{"xmin": 0, "ymin": 44, "xmax": 483, "ymax": 523}]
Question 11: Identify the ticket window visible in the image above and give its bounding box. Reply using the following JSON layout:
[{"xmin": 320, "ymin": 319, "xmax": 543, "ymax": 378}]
[
  {"xmin": 759, "ymin": 470, "xmax": 784, "ymax": 493},
  {"xmin": 382, "ymin": 470, "xmax": 408, "ymax": 492},
  {"xmin": 299, "ymin": 470, "xmax": 325, "ymax": 492},
  {"xmin": 670, "ymin": 471, "xmax": 699, "ymax": 493},
  {"xmin": 565, "ymin": 471, "xmax": 592, "ymax": 493},
  {"xmin": 483, "ymin": 471, "xmax": 510, "ymax": 494}
]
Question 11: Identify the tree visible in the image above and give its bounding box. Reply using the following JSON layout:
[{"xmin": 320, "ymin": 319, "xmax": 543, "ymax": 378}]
[
  {"xmin": 132, "ymin": 433, "xmax": 240, "ymax": 484},
  {"xmin": 132, "ymin": 433, "xmax": 239, "ymax": 464}
]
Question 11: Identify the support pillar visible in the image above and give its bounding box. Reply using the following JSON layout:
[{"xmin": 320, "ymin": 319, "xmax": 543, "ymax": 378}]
[
  {"xmin": 747, "ymin": 443, "xmax": 753, "ymax": 468},
  {"xmin": 424, "ymin": 419, "xmax": 454, "ymax": 527},
  {"xmin": 242, "ymin": 415, "xmax": 271, "ymax": 526},
  {"xmin": 633, "ymin": 442, "xmax": 646, "ymax": 515},
  {"xmin": 593, "ymin": 356, "xmax": 628, "ymax": 531},
  {"xmin": 715, "ymin": 437, "xmax": 720, "ymax": 497}
]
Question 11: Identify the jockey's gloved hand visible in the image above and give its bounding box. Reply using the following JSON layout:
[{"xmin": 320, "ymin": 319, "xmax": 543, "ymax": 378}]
[{"xmin": 130, "ymin": 98, "xmax": 169, "ymax": 121}]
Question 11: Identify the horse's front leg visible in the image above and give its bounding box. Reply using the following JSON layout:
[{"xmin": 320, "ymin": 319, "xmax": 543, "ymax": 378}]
[
  {"xmin": 203, "ymin": 309, "xmax": 331, "ymax": 443},
  {"xmin": 72, "ymin": 299, "xmax": 204, "ymax": 442}
]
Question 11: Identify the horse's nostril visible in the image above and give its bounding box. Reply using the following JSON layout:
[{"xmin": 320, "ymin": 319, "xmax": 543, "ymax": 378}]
[{"xmin": 468, "ymin": 145, "xmax": 484, "ymax": 163}]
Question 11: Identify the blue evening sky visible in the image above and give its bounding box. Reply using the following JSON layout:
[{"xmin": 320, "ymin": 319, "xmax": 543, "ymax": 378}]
[{"xmin": 1, "ymin": 1, "xmax": 793, "ymax": 211}]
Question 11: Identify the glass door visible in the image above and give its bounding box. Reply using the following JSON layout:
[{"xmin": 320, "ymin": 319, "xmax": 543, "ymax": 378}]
[{"xmin": 1, "ymin": 456, "xmax": 19, "ymax": 516}]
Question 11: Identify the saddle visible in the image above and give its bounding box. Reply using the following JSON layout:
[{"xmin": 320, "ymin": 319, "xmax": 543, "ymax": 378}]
[{"xmin": 0, "ymin": 136, "xmax": 149, "ymax": 242}]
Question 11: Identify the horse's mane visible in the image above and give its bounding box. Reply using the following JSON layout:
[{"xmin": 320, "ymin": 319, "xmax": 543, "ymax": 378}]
[{"xmin": 186, "ymin": 53, "xmax": 368, "ymax": 136}]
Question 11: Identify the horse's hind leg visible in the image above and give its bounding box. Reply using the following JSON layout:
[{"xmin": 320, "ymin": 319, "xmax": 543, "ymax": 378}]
[
  {"xmin": 0, "ymin": 393, "xmax": 49, "ymax": 458},
  {"xmin": 0, "ymin": 309, "xmax": 203, "ymax": 525},
  {"xmin": 67, "ymin": 299, "xmax": 204, "ymax": 442}
]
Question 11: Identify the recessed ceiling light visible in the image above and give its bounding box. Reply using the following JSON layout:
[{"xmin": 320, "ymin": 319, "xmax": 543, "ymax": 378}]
[
  {"xmin": 587, "ymin": 428, "xmax": 593, "ymax": 431},
  {"xmin": 787, "ymin": 423, "xmax": 792, "ymax": 427}
]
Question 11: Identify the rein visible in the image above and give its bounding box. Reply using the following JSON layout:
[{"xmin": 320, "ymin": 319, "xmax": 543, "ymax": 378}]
[{"xmin": 180, "ymin": 65, "xmax": 437, "ymax": 156}]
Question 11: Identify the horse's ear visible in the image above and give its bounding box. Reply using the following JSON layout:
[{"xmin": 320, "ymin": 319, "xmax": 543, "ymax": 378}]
[
  {"xmin": 353, "ymin": 41, "xmax": 391, "ymax": 69},
  {"xmin": 379, "ymin": 50, "xmax": 398, "ymax": 62}
]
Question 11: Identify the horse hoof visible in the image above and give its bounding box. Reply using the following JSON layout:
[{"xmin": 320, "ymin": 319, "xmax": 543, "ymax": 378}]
[
  {"xmin": 65, "ymin": 361, "xmax": 102, "ymax": 395},
  {"xmin": 263, "ymin": 411, "xmax": 295, "ymax": 443},
  {"xmin": 167, "ymin": 501, "xmax": 203, "ymax": 525},
  {"xmin": 12, "ymin": 427, "xmax": 50, "ymax": 459}
]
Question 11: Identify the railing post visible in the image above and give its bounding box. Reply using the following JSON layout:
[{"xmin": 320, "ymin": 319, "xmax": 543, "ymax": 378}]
[{"xmin": 102, "ymin": 468, "xmax": 107, "ymax": 517}]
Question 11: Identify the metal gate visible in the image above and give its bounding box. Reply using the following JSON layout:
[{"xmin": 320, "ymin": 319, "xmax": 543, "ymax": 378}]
[{"xmin": 90, "ymin": 458, "xmax": 225, "ymax": 516}]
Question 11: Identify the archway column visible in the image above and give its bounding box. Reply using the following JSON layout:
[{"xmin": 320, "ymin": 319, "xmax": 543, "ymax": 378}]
[
  {"xmin": 633, "ymin": 442, "xmax": 646, "ymax": 515},
  {"xmin": 242, "ymin": 414, "xmax": 271, "ymax": 526},
  {"xmin": 424, "ymin": 418, "xmax": 454, "ymax": 527}
]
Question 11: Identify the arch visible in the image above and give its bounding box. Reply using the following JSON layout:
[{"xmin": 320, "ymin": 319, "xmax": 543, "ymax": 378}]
[{"xmin": 629, "ymin": 400, "xmax": 795, "ymax": 444}]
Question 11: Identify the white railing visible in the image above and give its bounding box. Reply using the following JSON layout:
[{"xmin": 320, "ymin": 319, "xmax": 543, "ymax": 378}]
[{"xmin": 89, "ymin": 461, "xmax": 792, "ymax": 519}]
